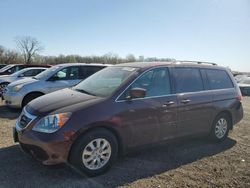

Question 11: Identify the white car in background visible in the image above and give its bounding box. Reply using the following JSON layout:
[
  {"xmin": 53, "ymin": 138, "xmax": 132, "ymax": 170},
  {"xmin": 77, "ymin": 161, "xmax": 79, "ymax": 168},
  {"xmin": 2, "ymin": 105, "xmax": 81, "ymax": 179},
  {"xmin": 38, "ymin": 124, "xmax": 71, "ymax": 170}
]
[
  {"xmin": 3, "ymin": 63, "xmax": 109, "ymax": 108},
  {"xmin": 234, "ymin": 74, "xmax": 248, "ymax": 83},
  {"xmin": 0, "ymin": 67, "xmax": 47, "ymax": 97},
  {"xmin": 238, "ymin": 77, "xmax": 250, "ymax": 96}
]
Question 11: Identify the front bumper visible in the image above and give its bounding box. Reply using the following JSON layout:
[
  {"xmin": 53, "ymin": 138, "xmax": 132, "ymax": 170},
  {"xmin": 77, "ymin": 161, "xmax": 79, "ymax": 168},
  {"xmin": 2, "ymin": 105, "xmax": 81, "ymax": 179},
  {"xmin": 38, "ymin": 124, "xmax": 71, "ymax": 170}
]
[
  {"xmin": 3, "ymin": 91, "xmax": 23, "ymax": 108},
  {"xmin": 13, "ymin": 120, "xmax": 74, "ymax": 165}
]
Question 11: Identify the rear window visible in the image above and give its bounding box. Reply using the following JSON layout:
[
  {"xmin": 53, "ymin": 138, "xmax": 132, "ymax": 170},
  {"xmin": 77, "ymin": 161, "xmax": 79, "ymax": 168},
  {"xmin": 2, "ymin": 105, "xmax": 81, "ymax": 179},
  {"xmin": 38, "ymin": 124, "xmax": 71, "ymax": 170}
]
[
  {"xmin": 205, "ymin": 69, "xmax": 234, "ymax": 90},
  {"xmin": 173, "ymin": 68, "xmax": 204, "ymax": 93}
]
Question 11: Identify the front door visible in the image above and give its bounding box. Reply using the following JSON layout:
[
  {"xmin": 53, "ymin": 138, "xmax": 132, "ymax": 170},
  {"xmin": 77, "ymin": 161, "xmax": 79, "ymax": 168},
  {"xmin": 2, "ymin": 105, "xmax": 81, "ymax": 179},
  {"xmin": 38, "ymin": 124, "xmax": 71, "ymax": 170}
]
[
  {"xmin": 116, "ymin": 67, "xmax": 177, "ymax": 147},
  {"xmin": 47, "ymin": 66, "xmax": 81, "ymax": 92}
]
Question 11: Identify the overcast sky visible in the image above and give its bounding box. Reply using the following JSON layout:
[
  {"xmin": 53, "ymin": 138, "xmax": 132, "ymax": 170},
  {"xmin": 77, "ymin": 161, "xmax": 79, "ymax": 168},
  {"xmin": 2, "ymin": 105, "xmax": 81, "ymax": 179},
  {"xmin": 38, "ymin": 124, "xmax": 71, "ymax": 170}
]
[{"xmin": 0, "ymin": 0, "xmax": 249, "ymax": 71}]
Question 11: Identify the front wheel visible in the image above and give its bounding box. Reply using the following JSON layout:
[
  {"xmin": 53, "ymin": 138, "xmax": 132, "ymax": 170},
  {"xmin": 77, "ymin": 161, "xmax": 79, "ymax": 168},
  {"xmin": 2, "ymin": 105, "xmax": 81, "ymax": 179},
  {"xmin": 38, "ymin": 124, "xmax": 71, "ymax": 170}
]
[
  {"xmin": 210, "ymin": 113, "xmax": 231, "ymax": 142},
  {"xmin": 69, "ymin": 128, "xmax": 118, "ymax": 176}
]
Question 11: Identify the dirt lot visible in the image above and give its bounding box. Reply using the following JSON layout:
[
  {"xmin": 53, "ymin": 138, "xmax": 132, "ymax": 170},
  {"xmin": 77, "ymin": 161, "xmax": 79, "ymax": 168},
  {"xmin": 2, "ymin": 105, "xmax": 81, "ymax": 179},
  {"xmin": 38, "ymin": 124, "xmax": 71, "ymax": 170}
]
[{"xmin": 0, "ymin": 98, "xmax": 249, "ymax": 188}]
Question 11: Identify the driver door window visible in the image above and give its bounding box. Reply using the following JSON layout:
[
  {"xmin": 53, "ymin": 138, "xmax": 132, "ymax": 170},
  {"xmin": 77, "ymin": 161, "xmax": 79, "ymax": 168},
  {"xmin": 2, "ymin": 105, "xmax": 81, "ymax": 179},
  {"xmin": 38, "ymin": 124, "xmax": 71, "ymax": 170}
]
[
  {"xmin": 51, "ymin": 68, "xmax": 68, "ymax": 80},
  {"xmin": 50, "ymin": 67, "xmax": 81, "ymax": 81},
  {"xmin": 121, "ymin": 67, "xmax": 171, "ymax": 99}
]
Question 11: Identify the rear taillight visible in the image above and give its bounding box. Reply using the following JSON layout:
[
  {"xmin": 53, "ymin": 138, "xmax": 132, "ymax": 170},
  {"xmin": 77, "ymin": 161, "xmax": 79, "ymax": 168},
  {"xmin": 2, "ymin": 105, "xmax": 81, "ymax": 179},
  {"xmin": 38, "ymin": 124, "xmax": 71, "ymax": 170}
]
[
  {"xmin": 237, "ymin": 88, "xmax": 243, "ymax": 101},
  {"xmin": 237, "ymin": 94, "xmax": 242, "ymax": 101}
]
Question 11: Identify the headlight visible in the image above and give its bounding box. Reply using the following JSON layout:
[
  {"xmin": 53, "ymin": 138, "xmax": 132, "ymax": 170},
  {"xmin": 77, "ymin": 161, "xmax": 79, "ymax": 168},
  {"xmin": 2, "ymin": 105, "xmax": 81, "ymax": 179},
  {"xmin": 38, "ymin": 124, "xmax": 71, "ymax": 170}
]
[
  {"xmin": 11, "ymin": 84, "xmax": 24, "ymax": 92},
  {"xmin": 32, "ymin": 112, "xmax": 72, "ymax": 133}
]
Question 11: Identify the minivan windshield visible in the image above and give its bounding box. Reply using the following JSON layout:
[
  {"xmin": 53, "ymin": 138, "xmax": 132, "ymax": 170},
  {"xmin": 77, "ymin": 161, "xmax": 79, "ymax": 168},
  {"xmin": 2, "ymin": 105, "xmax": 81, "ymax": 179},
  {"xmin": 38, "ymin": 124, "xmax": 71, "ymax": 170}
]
[
  {"xmin": 11, "ymin": 68, "xmax": 29, "ymax": 77},
  {"xmin": 34, "ymin": 66, "xmax": 60, "ymax": 80},
  {"xmin": 73, "ymin": 66, "xmax": 138, "ymax": 97}
]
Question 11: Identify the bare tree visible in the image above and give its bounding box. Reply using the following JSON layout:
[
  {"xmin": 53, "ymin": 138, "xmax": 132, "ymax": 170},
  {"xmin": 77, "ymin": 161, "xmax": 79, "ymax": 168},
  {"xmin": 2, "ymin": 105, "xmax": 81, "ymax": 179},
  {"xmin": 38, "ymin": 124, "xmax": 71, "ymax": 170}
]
[
  {"xmin": 103, "ymin": 52, "xmax": 120, "ymax": 64},
  {"xmin": 0, "ymin": 45, "xmax": 4, "ymax": 56},
  {"xmin": 0, "ymin": 46, "xmax": 5, "ymax": 64},
  {"xmin": 0, "ymin": 46, "xmax": 22, "ymax": 64},
  {"xmin": 15, "ymin": 36, "xmax": 43, "ymax": 64},
  {"xmin": 126, "ymin": 54, "xmax": 136, "ymax": 62}
]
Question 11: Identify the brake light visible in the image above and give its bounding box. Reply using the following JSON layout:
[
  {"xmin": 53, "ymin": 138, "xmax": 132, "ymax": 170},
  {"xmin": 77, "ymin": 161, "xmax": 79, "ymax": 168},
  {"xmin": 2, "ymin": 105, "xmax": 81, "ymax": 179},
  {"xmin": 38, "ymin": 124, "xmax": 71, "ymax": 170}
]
[
  {"xmin": 236, "ymin": 87, "xmax": 242, "ymax": 101},
  {"xmin": 237, "ymin": 94, "xmax": 242, "ymax": 101}
]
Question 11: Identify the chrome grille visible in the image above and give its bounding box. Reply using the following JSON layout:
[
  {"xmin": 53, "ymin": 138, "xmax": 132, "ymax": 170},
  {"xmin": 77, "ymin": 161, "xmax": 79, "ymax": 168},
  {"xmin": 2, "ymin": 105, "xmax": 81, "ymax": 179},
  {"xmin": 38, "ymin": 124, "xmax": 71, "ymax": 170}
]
[
  {"xmin": 16, "ymin": 107, "xmax": 37, "ymax": 130},
  {"xmin": 19, "ymin": 115, "xmax": 32, "ymax": 129}
]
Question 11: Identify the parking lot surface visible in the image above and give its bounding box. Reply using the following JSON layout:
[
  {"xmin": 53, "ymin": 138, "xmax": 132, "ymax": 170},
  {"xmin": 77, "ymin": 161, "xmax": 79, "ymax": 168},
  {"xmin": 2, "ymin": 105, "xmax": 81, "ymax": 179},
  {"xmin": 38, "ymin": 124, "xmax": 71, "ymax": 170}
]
[{"xmin": 0, "ymin": 98, "xmax": 249, "ymax": 188}]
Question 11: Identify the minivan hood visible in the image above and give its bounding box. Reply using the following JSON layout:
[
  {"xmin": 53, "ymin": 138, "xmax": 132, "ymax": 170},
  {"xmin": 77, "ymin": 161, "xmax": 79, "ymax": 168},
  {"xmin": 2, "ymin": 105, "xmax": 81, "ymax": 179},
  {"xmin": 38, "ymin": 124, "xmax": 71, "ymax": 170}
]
[
  {"xmin": 0, "ymin": 75, "xmax": 10, "ymax": 79},
  {"xmin": 0, "ymin": 75, "xmax": 12, "ymax": 82},
  {"xmin": 26, "ymin": 88, "xmax": 101, "ymax": 116},
  {"xmin": 8, "ymin": 77, "xmax": 38, "ymax": 87}
]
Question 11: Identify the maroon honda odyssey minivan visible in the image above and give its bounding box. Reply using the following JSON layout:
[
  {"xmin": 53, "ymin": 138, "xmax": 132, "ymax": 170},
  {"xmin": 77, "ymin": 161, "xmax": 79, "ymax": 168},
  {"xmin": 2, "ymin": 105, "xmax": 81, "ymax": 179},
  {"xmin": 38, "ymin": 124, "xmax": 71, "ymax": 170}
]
[{"xmin": 13, "ymin": 61, "xmax": 243, "ymax": 176}]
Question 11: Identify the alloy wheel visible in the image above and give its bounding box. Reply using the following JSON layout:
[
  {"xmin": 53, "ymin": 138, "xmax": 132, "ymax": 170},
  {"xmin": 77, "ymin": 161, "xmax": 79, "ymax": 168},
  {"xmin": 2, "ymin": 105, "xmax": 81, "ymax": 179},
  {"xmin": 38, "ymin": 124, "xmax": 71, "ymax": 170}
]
[
  {"xmin": 215, "ymin": 118, "xmax": 228, "ymax": 139},
  {"xmin": 82, "ymin": 138, "xmax": 112, "ymax": 170}
]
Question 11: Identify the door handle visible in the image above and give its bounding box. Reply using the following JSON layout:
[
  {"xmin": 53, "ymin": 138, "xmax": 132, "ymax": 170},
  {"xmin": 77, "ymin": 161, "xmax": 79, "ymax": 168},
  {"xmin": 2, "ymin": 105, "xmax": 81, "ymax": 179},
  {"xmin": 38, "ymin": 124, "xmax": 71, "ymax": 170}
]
[
  {"xmin": 162, "ymin": 101, "xmax": 175, "ymax": 107},
  {"xmin": 181, "ymin": 99, "xmax": 191, "ymax": 104}
]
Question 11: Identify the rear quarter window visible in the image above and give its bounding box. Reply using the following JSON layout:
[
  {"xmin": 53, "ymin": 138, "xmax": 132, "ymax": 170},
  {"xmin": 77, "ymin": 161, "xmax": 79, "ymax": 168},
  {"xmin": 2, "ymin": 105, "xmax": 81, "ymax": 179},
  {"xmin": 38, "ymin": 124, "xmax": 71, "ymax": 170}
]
[{"xmin": 205, "ymin": 69, "xmax": 234, "ymax": 90}]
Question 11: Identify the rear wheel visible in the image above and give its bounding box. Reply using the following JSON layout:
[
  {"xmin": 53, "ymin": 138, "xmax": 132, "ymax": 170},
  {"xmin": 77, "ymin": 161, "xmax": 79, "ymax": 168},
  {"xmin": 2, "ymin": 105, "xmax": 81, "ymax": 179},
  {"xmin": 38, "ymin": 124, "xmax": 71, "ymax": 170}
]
[
  {"xmin": 69, "ymin": 128, "xmax": 118, "ymax": 176},
  {"xmin": 210, "ymin": 113, "xmax": 231, "ymax": 142},
  {"xmin": 22, "ymin": 92, "xmax": 43, "ymax": 108}
]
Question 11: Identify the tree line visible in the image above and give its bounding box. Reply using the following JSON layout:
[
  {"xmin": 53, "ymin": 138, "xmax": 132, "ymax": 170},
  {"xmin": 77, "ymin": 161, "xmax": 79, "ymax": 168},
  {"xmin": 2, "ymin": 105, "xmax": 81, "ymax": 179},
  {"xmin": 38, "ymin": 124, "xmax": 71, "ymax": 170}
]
[{"xmin": 0, "ymin": 36, "xmax": 175, "ymax": 65}]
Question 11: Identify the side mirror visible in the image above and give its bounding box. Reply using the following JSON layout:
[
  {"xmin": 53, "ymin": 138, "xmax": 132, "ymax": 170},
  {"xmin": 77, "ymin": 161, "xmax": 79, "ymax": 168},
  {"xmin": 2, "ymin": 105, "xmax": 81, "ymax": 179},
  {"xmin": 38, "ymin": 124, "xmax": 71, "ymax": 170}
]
[{"xmin": 127, "ymin": 87, "xmax": 146, "ymax": 99}]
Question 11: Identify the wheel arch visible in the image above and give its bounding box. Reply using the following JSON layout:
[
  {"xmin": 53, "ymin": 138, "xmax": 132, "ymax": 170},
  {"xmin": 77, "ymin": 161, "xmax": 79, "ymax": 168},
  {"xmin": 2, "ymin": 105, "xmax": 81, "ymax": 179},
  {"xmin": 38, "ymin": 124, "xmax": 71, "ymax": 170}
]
[
  {"xmin": 213, "ymin": 110, "xmax": 233, "ymax": 130},
  {"xmin": 68, "ymin": 124, "xmax": 125, "ymax": 162},
  {"xmin": 22, "ymin": 91, "xmax": 45, "ymax": 107}
]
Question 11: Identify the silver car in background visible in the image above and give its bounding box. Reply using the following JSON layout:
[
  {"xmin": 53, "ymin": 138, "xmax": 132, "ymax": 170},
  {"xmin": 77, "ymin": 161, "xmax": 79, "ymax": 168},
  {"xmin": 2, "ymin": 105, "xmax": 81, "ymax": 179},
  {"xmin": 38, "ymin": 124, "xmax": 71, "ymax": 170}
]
[
  {"xmin": 3, "ymin": 63, "xmax": 108, "ymax": 108},
  {"xmin": 238, "ymin": 77, "xmax": 250, "ymax": 96},
  {"xmin": 0, "ymin": 67, "xmax": 47, "ymax": 97}
]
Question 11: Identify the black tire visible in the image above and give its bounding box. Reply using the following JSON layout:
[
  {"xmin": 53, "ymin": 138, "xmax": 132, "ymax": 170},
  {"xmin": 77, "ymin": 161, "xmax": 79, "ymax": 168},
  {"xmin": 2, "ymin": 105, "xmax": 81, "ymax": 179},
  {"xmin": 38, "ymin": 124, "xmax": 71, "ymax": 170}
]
[
  {"xmin": 210, "ymin": 113, "xmax": 231, "ymax": 142},
  {"xmin": 69, "ymin": 128, "xmax": 118, "ymax": 177},
  {"xmin": 22, "ymin": 92, "xmax": 43, "ymax": 108}
]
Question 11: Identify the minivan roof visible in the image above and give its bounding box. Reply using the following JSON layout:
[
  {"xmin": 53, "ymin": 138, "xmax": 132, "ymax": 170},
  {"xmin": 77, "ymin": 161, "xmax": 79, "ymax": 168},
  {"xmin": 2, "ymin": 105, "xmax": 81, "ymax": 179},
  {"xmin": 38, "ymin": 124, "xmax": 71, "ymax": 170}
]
[
  {"xmin": 53, "ymin": 63, "xmax": 112, "ymax": 67},
  {"xmin": 1, "ymin": 64, "xmax": 50, "ymax": 66},
  {"xmin": 116, "ymin": 61, "xmax": 227, "ymax": 70},
  {"xmin": 17, "ymin": 67, "xmax": 48, "ymax": 70}
]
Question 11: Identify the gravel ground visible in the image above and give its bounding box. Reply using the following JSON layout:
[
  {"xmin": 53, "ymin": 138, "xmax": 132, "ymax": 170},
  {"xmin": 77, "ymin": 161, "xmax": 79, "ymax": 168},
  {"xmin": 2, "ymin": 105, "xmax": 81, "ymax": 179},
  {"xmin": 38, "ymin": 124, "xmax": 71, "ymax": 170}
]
[{"xmin": 0, "ymin": 98, "xmax": 249, "ymax": 188}]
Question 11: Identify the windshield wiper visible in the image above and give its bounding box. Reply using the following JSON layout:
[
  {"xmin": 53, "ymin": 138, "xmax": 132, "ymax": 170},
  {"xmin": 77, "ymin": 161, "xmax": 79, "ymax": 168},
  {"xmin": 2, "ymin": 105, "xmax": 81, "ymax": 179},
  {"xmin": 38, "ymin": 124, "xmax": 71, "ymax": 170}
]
[{"xmin": 74, "ymin": 88, "xmax": 96, "ymax": 96}]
